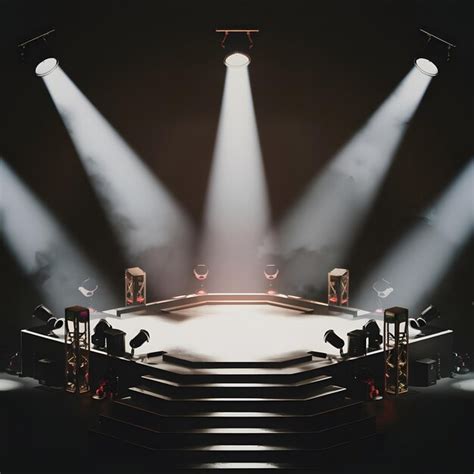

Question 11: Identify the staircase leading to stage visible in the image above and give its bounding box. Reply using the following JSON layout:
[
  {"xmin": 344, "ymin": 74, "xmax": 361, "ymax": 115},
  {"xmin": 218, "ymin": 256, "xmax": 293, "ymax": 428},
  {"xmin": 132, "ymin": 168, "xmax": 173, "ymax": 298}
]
[{"xmin": 89, "ymin": 352, "xmax": 377, "ymax": 470}]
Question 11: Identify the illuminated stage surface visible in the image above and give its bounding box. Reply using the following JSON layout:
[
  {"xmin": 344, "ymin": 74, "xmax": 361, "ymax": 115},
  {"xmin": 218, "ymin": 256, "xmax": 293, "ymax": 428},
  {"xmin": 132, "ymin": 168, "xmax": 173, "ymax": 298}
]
[
  {"xmin": 94, "ymin": 293, "xmax": 375, "ymax": 361},
  {"xmin": 84, "ymin": 293, "xmax": 438, "ymax": 362}
]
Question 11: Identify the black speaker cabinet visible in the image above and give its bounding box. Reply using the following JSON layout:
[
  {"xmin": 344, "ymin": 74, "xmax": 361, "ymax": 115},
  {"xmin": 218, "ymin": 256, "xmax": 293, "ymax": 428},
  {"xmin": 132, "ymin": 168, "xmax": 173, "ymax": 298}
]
[
  {"xmin": 412, "ymin": 358, "xmax": 437, "ymax": 386},
  {"xmin": 347, "ymin": 329, "xmax": 367, "ymax": 357},
  {"xmin": 104, "ymin": 328, "xmax": 126, "ymax": 357}
]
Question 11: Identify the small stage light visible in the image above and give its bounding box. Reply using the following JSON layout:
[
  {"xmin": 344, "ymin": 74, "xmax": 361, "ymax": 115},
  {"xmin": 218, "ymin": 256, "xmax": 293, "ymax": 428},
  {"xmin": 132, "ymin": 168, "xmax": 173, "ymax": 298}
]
[
  {"xmin": 363, "ymin": 319, "xmax": 383, "ymax": 351},
  {"xmin": 410, "ymin": 304, "xmax": 440, "ymax": 330},
  {"xmin": 225, "ymin": 53, "xmax": 250, "ymax": 67},
  {"xmin": 78, "ymin": 277, "xmax": 99, "ymax": 298},
  {"xmin": 129, "ymin": 329, "xmax": 150, "ymax": 357},
  {"xmin": 91, "ymin": 319, "xmax": 112, "ymax": 349},
  {"xmin": 193, "ymin": 264, "xmax": 209, "ymax": 294},
  {"xmin": 32, "ymin": 304, "xmax": 63, "ymax": 331},
  {"xmin": 415, "ymin": 29, "xmax": 456, "ymax": 77},
  {"xmin": 264, "ymin": 264, "xmax": 279, "ymax": 294},
  {"xmin": 216, "ymin": 29, "xmax": 259, "ymax": 67},
  {"xmin": 324, "ymin": 329, "xmax": 345, "ymax": 357},
  {"xmin": 17, "ymin": 29, "xmax": 58, "ymax": 77}
]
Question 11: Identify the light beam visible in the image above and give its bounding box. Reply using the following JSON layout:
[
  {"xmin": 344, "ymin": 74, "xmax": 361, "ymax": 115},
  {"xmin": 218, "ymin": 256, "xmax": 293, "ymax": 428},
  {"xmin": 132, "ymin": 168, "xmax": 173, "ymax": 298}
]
[
  {"xmin": 277, "ymin": 67, "xmax": 432, "ymax": 291},
  {"xmin": 42, "ymin": 68, "xmax": 193, "ymax": 295},
  {"xmin": 356, "ymin": 160, "xmax": 474, "ymax": 312},
  {"xmin": 200, "ymin": 66, "xmax": 272, "ymax": 290},
  {"xmin": 1, "ymin": 159, "xmax": 116, "ymax": 313}
]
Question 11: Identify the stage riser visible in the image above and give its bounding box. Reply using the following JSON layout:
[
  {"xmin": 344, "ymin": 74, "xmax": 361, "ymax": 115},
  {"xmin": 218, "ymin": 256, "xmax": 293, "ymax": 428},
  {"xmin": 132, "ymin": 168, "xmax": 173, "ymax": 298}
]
[
  {"xmin": 129, "ymin": 388, "xmax": 346, "ymax": 414},
  {"xmin": 163, "ymin": 354, "xmax": 313, "ymax": 368},
  {"xmin": 89, "ymin": 429, "xmax": 377, "ymax": 464},
  {"xmin": 107, "ymin": 399, "xmax": 368, "ymax": 430},
  {"xmin": 140, "ymin": 376, "xmax": 333, "ymax": 399},
  {"xmin": 145, "ymin": 366, "xmax": 330, "ymax": 385},
  {"xmin": 89, "ymin": 430, "xmax": 382, "ymax": 469},
  {"xmin": 97, "ymin": 415, "xmax": 375, "ymax": 449}
]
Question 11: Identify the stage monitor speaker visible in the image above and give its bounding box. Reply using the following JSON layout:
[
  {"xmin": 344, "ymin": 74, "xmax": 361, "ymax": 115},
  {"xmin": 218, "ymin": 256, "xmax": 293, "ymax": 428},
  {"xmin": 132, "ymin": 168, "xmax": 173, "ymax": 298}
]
[
  {"xmin": 104, "ymin": 328, "xmax": 126, "ymax": 357},
  {"xmin": 347, "ymin": 329, "xmax": 367, "ymax": 357},
  {"xmin": 412, "ymin": 358, "xmax": 437, "ymax": 386}
]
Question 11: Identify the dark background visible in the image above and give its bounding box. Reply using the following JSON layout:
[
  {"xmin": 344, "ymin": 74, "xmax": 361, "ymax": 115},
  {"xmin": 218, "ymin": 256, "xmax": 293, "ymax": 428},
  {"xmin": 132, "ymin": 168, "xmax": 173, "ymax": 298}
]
[{"xmin": 1, "ymin": 0, "xmax": 472, "ymax": 360}]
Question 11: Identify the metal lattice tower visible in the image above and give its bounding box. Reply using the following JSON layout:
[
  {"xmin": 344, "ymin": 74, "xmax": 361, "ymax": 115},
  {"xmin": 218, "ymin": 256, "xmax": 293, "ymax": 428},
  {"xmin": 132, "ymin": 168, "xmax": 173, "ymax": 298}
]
[
  {"xmin": 328, "ymin": 268, "xmax": 349, "ymax": 306},
  {"xmin": 125, "ymin": 267, "xmax": 147, "ymax": 306},
  {"xmin": 65, "ymin": 306, "xmax": 90, "ymax": 394},
  {"xmin": 384, "ymin": 306, "xmax": 409, "ymax": 396}
]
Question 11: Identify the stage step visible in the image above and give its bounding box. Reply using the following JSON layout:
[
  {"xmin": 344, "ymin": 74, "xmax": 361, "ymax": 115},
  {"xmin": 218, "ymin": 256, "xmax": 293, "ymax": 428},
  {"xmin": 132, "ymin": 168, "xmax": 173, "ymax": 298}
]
[
  {"xmin": 128, "ymin": 384, "xmax": 347, "ymax": 414},
  {"xmin": 89, "ymin": 426, "xmax": 378, "ymax": 464},
  {"xmin": 105, "ymin": 396, "xmax": 369, "ymax": 430},
  {"xmin": 144, "ymin": 360, "xmax": 334, "ymax": 384},
  {"xmin": 140, "ymin": 374, "xmax": 333, "ymax": 398},
  {"xmin": 163, "ymin": 353, "xmax": 314, "ymax": 368},
  {"xmin": 97, "ymin": 414, "xmax": 375, "ymax": 448}
]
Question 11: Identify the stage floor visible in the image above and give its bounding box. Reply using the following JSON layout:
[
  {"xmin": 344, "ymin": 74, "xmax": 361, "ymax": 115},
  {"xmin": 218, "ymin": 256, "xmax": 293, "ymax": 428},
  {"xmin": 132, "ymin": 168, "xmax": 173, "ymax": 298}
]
[{"xmin": 87, "ymin": 298, "xmax": 385, "ymax": 361}]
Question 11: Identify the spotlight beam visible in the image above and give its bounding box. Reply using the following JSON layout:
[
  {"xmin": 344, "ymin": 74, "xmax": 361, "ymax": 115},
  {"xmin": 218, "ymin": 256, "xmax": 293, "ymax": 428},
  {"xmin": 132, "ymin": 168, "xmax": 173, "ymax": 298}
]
[
  {"xmin": 41, "ymin": 68, "xmax": 193, "ymax": 295},
  {"xmin": 1, "ymin": 159, "xmax": 115, "ymax": 312},
  {"xmin": 200, "ymin": 66, "xmax": 272, "ymax": 290},
  {"xmin": 277, "ymin": 67, "xmax": 432, "ymax": 289},
  {"xmin": 356, "ymin": 160, "xmax": 474, "ymax": 311}
]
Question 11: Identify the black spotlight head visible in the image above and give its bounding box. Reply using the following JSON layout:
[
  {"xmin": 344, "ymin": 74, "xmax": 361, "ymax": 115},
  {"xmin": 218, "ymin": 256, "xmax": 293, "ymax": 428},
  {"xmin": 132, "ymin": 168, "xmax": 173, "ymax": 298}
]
[
  {"xmin": 409, "ymin": 318, "xmax": 421, "ymax": 330},
  {"xmin": 130, "ymin": 329, "xmax": 150, "ymax": 350},
  {"xmin": 363, "ymin": 319, "xmax": 382, "ymax": 350},
  {"xmin": 363, "ymin": 319, "xmax": 379, "ymax": 337},
  {"xmin": 91, "ymin": 319, "xmax": 112, "ymax": 348},
  {"xmin": 32, "ymin": 304, "xmax": 63, "ymax": 330},
  {"xmin": 418, "ymin": 304, "xmax": 440, "ymax": 327},
  {"xmin": 324, "ymin": 329, "xmax": 345, "ymax": 350}
]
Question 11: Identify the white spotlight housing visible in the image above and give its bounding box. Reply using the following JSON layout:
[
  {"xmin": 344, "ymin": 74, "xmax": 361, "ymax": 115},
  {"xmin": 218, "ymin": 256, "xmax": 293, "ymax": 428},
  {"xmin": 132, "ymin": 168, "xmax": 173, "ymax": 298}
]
[
  {"xmin": 414, "ymin": 58, "xmax": 438, "ymax": 77},
  {"xmin": 35, "ymin": 57, "xmax": 59, "ymax": 77},
  {"xmin": 224, "ymin": 52, "xmax": 251, "ymax": 68}
]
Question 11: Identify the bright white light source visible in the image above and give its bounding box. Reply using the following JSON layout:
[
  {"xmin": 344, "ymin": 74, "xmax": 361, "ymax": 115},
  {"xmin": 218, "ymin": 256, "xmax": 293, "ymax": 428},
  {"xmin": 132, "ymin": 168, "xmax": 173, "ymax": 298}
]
[
  {"xmin": 356, "ymin": 160, "xmax": 474, "ymax": 312},
  {"xmin": 200, "ymin": 66, "xmax": 271, "ymax": 290},
  {"xmin": 224, "ymin": 53, "xmax": 250, "ymax": 68},
  {"xmin": 415, "ymin": 58, "xmax": 439, "ymax": 77},
  {"xmin": 42, "ymin": 68, "xmax": 193, "ymax": 295},
  {"xmin": 276, "ymin": 67, "xmax": 432, "ymax": 290},
  {"xmin": 35, "ymin": 58, "xmax": 58, "ymax": 77}
]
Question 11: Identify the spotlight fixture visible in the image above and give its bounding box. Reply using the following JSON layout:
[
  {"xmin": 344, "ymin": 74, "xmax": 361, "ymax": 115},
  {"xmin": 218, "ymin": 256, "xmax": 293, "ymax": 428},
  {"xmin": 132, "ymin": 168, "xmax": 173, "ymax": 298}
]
[
  {"xmin": 129, "ymin": 329, "xmax": 150, "ymax": 357},
  {"xmin": 78, "ymin": 277, "xmax": 99, "ymax": 298},
  {"xmin": 323, "ymin": 329, "xmax": 345, "ymax": 357},
  {"xmin": 264, "ymin": 264, "xmax": 279, "ymax": 294},
  {"xmin": 415, "ymin": 29, "xmax": 456, "ymax": 77},
  {"xmin": 347, "ymin": 329, "xmax": 367, "ymax": 357},
  {"xmin": 17, "ymin": 29, "xmax": 59, "ymax": 77},
  {"xmin": 32, "ymin": 304, "xmax": 63, "ymax": 331},
  {"xmin": 372, "ymin": 279, "xmax": 394, "ymax": 299},
  {"xmin": 91, "ymin": 318, "xmax": 112, "ymax": 349},
  {"xmin": 363, "ymin": 319, "xmax": 383, "ymax": 351},
  {"xmin": 216, "ymin": 29, "xmax": 259, "ymax": 67},
  {"xmin": 410, "ymin": 304, "xmax": 440, "ymax": 330},
  {"xmin": 193, "ymin": 264, "xmax": 209, "ymax": 294}
]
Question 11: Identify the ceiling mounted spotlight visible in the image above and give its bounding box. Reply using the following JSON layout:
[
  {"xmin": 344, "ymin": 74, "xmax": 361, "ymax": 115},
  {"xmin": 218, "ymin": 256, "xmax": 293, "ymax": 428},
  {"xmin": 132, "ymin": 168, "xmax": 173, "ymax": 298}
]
[
  {"xmin": 415, "ymin": 29, "xmax": 456, "ymax": 77},
  {"xmin": 17, "ymin": 29, "xmax": 59, "ymax": 77},
  {"xmin": 216, "ymin": 29, "xmax": 259, "ymax": 67}
]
